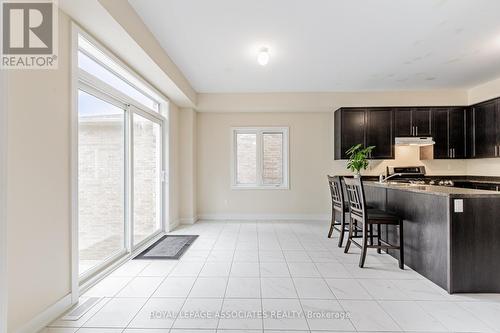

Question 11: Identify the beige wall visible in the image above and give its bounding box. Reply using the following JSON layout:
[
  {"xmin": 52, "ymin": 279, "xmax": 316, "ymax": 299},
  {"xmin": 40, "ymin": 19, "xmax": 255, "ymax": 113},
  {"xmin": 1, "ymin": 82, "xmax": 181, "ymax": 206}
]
[
  {"xmin": 6, "ymin": 10, "xmax": 72, "ymax": 332},
  {"xmin": 197, "ymin": 90, "xmax": 468, "ymax": 113},
  {"xmin": 168, "ymin": 103, "xmax": 181, "ymax": 230},
  {"xmin": 179, "ymin": 108, "xmax": 197, "ymax": 223},
  {"xmin": 466, "ymin": 76, "xmax": 500, "ymax": 176},
  {"xmin": 196, "ymin": 112, "xmax": 472, "ymax": 219}
]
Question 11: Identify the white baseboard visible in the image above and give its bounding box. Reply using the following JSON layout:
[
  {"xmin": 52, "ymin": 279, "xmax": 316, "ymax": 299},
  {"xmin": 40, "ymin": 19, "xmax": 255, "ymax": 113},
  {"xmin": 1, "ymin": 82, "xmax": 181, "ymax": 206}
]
[
  {"xmin": 198, "ymin": 213, "xmax": 329, "ymax": 221},
  {"xmin": 168, "ymin": 219, "xmax": 180, "ymax": 231},
  {"xmin": 180, "ymin": 216, "xmax": 199, "ymax": 225},
  {"xmin": 15, "ymin": 293, "xmax": 73, "ymax": 333}
]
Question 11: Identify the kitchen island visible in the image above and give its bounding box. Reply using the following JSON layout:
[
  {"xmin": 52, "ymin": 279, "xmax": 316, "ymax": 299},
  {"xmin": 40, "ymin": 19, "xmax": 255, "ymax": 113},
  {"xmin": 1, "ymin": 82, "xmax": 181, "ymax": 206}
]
[{"xmin": 364, "ymin": 181, "xmax": 500, "ymax": 293}]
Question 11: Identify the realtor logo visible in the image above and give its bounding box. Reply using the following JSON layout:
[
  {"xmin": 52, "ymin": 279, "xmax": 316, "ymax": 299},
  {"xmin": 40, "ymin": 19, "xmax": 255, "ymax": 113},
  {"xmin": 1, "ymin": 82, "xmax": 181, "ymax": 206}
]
[{"xmin": 1, "ymin": 0, "xmax": 58, "ymax": 69}]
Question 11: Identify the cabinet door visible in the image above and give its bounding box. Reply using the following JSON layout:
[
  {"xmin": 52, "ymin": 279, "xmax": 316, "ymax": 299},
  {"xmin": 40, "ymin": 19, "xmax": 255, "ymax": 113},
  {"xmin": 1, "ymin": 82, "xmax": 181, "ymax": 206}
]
[
  {"xmin": 412, "ymin": 108, "xmax": 432, "ymax": 136},
  {"xmin": 340, "ymin": 109, "xmax": 366, "ymax": 159},
  {"xmin": 449, "ymin": 108, "xmax": 466, "ymax": 159},
  {"xmin": 394, "ymin": 108, "xmax": 412, "ymax": 137},
  {"xmin": 366, "ymin": 108, "xmax": 394, "ymax": 159},
  {"xmin": 473, "ymin": 100, "xmax": 497, "ymax": 158},
  {"xmin": 432, "ymin": 108, "xmax": 449, "ymax": 159},
  {"xmin": 497, "ymin": 102, "xmax": 500, "ymax": 156}
]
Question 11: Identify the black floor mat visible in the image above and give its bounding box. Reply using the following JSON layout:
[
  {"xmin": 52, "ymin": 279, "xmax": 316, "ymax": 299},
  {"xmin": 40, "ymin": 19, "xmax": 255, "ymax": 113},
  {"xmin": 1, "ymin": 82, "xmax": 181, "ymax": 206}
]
[{"xmin": 134, "ymin": 235, "xmax": 198, "ymax": 260}]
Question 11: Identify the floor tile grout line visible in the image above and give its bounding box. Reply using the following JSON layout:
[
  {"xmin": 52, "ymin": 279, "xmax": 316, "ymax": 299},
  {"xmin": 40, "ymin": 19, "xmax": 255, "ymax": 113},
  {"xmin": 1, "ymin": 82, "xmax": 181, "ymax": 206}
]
[
  {"xmin": 217, "ymin": 222, "xmax": 241, "ymax": 330},
  {"xmin": 281, "ymin": 222, "xmax": 312, "ymax": 332},
  {"xmin": 128, "ymin": 224, "xmax": 221, "ymax": 331},
  {"xmin": 121, "ymin": 260, "xmax": 186, "ymax": 329}
]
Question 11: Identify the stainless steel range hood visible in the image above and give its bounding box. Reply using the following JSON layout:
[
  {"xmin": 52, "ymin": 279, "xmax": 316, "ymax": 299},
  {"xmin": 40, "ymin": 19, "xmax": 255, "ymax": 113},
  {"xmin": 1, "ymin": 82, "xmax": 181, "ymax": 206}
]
[{"xmin": 395, "ymin": 137, "xmax": 435, "ymax": 146}]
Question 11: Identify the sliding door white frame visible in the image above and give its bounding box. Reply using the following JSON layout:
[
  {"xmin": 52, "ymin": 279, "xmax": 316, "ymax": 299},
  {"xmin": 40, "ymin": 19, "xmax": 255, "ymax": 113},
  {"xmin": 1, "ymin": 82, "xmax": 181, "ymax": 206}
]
[
  {"xmin": 0, "ymin": 61, "xmax": 9, "ymax": 333},
  {"xmin": 130, "ymin": 107, "xmax": 165, "ymax": 250},
  {"xmin": 70, "ymin": 23, "xmax": 170, "ymax": 303}
]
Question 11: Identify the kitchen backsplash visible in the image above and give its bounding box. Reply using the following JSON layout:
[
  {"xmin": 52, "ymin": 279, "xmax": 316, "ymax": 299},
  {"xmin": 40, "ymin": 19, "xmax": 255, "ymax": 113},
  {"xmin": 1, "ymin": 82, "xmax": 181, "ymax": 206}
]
[{"xmin": 334, "ymin": 145, "xmax": 500, "ymax": 176}]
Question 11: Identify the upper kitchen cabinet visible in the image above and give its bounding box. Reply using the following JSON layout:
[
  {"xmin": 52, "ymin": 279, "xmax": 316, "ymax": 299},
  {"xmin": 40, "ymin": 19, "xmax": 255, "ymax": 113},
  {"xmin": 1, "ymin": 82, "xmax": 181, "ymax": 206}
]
[
  {"xmin": 394, "ymin": 107, "xmax": 432, "ymax": 137},
  {"xmin": 394, "ymin": 108, "xmax": 412, "ymax": 137},
  {"xmin": 334, "ymin": 108, "xmax": 366, "ymax": 159},
  {"xmin": 432, "ymin": 107, "xmax": 466, "ymax": 159},
  {"xmin": 366, "ymin": 108, "xmax": 394, "ymax": 159},
  {"xmin": 334, "ymin": 108, "xmax": 394, "ymax": 160},
  {"xmin": 470, "ymin": 98, "xmax": 499, "ymax": 158}
]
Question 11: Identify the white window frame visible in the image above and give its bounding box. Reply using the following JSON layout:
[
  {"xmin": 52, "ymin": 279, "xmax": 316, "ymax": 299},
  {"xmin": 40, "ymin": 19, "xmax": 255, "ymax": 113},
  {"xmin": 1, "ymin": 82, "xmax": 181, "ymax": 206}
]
[{"xmin": 231, "ymin": 127, "xmax": 289, "ymax": 190}]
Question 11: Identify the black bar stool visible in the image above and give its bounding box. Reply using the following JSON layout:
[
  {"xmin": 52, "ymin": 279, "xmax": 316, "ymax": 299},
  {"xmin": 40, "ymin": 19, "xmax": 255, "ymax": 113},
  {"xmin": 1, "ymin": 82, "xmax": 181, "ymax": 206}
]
[
  {"xmin": 327, "ymin": 175, "xmax": 349, "ymax": 247},
  {"xmin": 343, "ymin": 177, "xmax": 404, "ymax": 269}
]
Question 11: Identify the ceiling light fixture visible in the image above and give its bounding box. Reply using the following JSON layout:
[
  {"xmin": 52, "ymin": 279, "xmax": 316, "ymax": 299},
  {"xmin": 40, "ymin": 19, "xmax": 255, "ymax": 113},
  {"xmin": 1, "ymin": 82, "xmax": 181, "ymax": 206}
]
[{"xmin": 257, "ymin": 47, "xmax": 269, "ymax": 66}]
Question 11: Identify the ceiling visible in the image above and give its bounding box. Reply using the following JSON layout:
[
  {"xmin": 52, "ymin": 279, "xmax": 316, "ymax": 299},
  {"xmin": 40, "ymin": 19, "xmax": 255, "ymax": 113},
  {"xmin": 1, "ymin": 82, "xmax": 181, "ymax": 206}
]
[{"xmin": 128, "ymin": 0, "xmax": 500, "ymax": 93}]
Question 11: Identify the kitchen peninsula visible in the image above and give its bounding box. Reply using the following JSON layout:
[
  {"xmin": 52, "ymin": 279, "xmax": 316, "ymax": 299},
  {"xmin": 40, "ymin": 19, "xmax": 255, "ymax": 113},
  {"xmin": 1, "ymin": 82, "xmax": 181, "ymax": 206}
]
[{"xmin": 364, "ymin": 181, "xmax": 500, "ymax": 293}]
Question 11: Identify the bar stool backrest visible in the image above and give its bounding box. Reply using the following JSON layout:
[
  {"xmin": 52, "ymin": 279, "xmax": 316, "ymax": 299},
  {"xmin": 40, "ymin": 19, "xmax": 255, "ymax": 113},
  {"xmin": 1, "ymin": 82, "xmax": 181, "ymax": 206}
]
[
  {"xmin": 343, "ymin": 177, "xmax": 367, "ymax": 224},
  {"xmin": 327, "ymin": 175, "xmax": 344, "ymax": 214}
]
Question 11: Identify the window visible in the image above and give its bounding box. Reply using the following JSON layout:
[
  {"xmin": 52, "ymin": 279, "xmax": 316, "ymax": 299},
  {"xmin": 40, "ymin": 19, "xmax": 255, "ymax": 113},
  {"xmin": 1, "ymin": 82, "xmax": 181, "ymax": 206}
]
[
  {"xmin": 232, "ymin": 127, "xmax": 289, "ymax": 189},
  {"xmin": 78, "ymin": 34, "xmax": 163, "ymax": 113}
]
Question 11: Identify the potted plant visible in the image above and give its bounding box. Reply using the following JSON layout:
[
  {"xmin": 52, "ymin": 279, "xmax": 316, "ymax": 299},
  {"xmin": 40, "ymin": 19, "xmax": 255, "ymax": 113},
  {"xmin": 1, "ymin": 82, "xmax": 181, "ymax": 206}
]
[{"xmin": 346, "ymin": 144, "xmax": 375, "ymax": 178}]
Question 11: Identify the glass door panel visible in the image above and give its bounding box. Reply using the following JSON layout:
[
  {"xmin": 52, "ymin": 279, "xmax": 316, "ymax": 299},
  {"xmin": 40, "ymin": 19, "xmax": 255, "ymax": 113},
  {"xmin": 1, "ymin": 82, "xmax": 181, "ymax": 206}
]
[
  {"xmin": 133, "ymin": 113, "xmax": 162, "ymax": 246},
  {"xmin": 78, "ymin": 90, "xmax": 126, "ymax": 276}
]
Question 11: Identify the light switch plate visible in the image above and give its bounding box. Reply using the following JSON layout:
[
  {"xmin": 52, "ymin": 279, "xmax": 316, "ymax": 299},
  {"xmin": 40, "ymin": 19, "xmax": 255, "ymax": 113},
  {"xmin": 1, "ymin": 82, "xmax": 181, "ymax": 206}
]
[{"xmin": 454, "ymin": 199, "xmax": 464, "ymax": 213}]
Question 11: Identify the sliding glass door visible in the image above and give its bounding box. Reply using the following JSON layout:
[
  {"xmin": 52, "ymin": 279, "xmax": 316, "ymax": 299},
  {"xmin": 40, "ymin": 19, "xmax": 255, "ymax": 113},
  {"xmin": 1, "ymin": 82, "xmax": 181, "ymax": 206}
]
[
  {"xmin": 132, "ymin": 112, "xmax": 162, "ymax": 246},
  {"xmin": 75, "ymin": 30, "xmax": 168, "ymax": 282},
  {"xmin": 78, "ymin": 89, "xmax": 126, "ymax": 276}
]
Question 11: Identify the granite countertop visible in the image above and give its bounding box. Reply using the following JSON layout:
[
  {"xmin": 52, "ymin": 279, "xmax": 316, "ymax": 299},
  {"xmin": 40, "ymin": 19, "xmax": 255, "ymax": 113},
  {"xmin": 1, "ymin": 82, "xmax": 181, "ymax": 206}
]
[{"xmin": 364, "ymin": 181, "xmax": 500, "ymax": 198}]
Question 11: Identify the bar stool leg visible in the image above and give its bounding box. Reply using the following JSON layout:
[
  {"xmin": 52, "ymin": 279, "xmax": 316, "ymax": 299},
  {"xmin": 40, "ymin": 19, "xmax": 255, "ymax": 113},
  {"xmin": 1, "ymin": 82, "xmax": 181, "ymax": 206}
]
[
  {"xmin": 337, "ymin": 211, "xmax": 345, "ymax": 247},
  {"xmin": 398, "ymin": 220, "xmax": 404, "ymax": 270},
  {"xmin": 359, "ymin": 224, "xmax": 368, "ymax": 268},
  {"xmin": 369, "ymin": 224, "xmax": 374, "ymax": 248},
  {"xmin": 377, "ymin": 224, "xmax": 382, "ymax": 254},
  {"xmin": 328, "ymin": 210, "xmax": 335, "ymax": 238},
  {"xmin": 344, "ymin": 217, "xmax": 354, "ymax": 254}
]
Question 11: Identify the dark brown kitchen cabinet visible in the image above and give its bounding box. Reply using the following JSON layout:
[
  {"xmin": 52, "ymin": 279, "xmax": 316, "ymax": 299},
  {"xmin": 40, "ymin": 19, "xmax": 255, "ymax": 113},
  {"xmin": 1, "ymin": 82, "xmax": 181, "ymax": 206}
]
[
  {"xmin": 394, "ymin": 108, "xmax": 412, "ymax": 137},
  {"xmin": 334, "ymin": 108, "xmax": 366, "ymax": 159},
  {"xmin": 394, "ymin": 107, "xmax": 432, "ymax": 137},
  {"xmin": 471, "ymin": 99, "xmax": 498, "ymax": 158},
  {"xmin": 432, "ymin": 108, "xmax": 466, "ymax": 159},
  {"xmin": 366, "ymin": 108, "xmax": 394, "ymax": 159},
  {"xmin": 412, "ymin": 108, "xmax": 432, "ymax": 136}
]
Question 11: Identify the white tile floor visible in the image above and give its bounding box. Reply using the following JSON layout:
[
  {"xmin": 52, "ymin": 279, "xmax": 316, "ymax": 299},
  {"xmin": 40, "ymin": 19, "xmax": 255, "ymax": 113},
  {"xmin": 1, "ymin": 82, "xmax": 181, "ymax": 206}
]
[{"xmin": 45, "ymin": 220, "xmax": 500, "ymax": 333}]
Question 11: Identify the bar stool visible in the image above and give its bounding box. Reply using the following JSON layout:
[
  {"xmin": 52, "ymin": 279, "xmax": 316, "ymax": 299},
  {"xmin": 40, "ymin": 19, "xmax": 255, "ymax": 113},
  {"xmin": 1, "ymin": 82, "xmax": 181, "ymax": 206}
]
[
  {"xmin": 343, "ymin": 177, "xmax": 405, "ymax": 269},
  {"xmin": 327, "ymin": 175, "xmax": 349, "ymax": 247}
]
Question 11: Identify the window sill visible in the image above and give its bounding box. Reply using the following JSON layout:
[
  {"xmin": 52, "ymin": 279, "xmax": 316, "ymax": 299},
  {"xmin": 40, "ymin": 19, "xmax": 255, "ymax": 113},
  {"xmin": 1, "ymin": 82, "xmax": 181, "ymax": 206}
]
[{"xmin": 231, "ymin": 185, "xmax": 290, "ymax": 190}]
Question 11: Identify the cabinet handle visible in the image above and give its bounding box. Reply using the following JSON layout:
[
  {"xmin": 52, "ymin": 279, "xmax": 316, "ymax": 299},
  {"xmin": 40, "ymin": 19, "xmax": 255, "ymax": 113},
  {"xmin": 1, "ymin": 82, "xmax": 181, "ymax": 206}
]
[
  {"xmin": 453, "ymin": 148, "xmax": 456, "ymax": 158},
  {"xmin": 416, "ymin": 126, "xmax": 418, "ymax": 136}
]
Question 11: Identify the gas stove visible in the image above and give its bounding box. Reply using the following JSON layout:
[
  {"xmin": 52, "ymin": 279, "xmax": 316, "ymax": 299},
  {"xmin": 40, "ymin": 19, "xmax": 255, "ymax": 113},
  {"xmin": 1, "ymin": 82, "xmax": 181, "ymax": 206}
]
[{"xmin": 384, "ymin": 166, "xmax": 455, "ymax": 187}]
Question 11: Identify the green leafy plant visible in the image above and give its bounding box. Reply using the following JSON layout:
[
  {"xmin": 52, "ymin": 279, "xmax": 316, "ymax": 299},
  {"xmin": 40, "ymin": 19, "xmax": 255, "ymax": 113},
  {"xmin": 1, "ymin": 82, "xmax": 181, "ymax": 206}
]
[{"xmin": 346, "ymin": 144, "xmax": 375, "ymax": 175}]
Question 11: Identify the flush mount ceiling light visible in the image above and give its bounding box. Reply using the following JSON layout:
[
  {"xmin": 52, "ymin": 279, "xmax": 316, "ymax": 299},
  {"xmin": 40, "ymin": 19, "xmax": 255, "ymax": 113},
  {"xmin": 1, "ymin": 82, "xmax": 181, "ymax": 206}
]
[{"xmin": 257, "ymin": 47, "xmax": 270, "ymax": 66}]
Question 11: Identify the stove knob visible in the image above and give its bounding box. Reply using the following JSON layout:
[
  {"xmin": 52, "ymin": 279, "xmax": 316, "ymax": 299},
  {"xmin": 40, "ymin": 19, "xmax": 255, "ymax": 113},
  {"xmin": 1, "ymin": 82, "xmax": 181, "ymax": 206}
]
[
  {"xmin": 439, "ymin": 180, "xmax": 445, "ymax": 186},
  {"xmin": 429, "ymin": 180, "xmax": 435, "ymax": 185}
]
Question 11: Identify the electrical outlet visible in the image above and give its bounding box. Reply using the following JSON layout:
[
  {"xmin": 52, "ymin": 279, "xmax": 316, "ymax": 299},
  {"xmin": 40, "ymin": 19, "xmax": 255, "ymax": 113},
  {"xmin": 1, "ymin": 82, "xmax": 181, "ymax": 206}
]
[{"xmin": 454, "ymin": 199, "xmax": 464, "ymax": 213}]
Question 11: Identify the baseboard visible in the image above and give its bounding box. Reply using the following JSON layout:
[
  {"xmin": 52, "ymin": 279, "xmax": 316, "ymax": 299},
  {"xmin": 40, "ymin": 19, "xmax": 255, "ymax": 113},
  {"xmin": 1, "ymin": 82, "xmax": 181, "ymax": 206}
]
[
  {"xmin": 169, "ymin": 219, "xmax": 180, "ymax": 230},
  {"xmin": 180, "ymin": 216, "xmax": 199, "ymax": 225},
  {"xmin": 198, "ymin": 213, "xmax": 329, "ymax": 221},
  {"xmin": 15, "ymin": 293, "xmax": 73, "ymax": 333}
]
